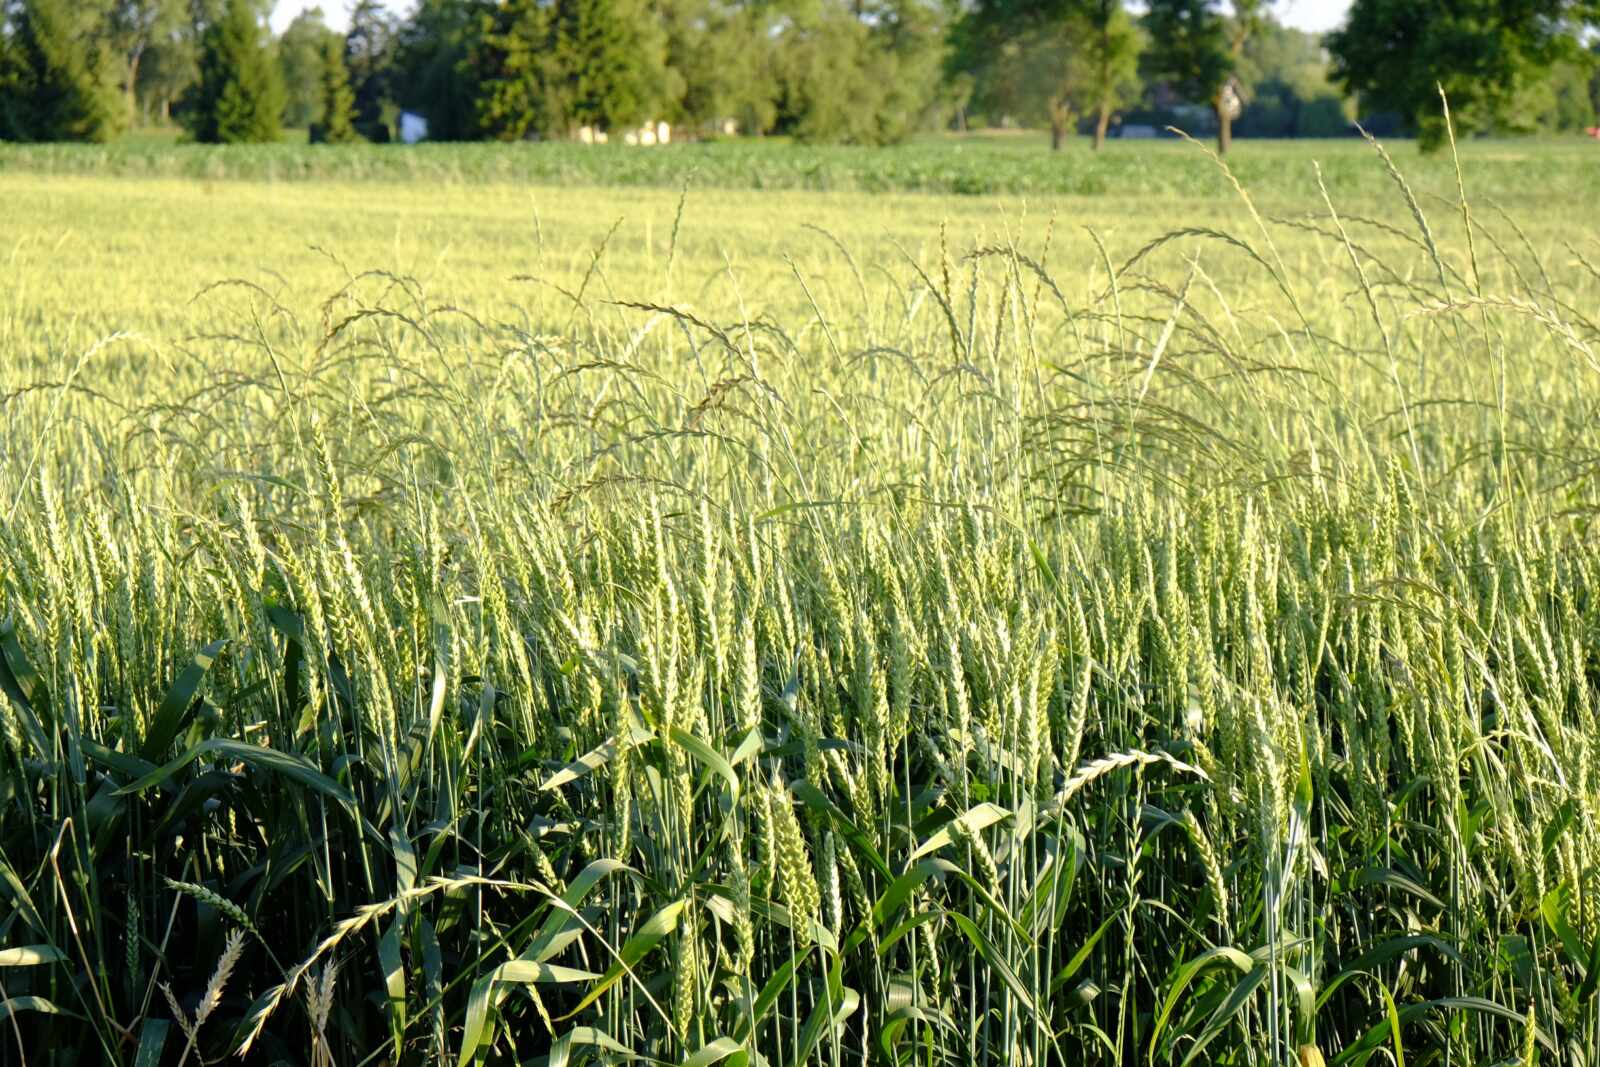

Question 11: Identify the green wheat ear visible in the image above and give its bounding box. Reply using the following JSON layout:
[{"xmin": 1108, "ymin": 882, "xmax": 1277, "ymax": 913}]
[{"xmin": 163, "ymin": 879, "xmax": 257, "ymax": 939}]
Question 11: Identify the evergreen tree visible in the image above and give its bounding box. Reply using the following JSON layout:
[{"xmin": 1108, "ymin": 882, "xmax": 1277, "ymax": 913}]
[
  {"xmin": 313, "ymin": 31, "xmax": 358, "ymax": 141},
  {"xmin": 560, "ymin": 0, "xmax": 674, "ymax": 133},
  {"xmin": 182, "ymin": 0, "xmax": 282, "ymax": 142},
  {"xmin": 0, "ymin": 11, "xmax": 26, "ymax": 139},
  {"xmin": 393, "ymin": 0, "xmax": 492, "ymax": 141},
  {"xmin": 471, "ymin": 0, "xmax": 563, "ymax": 139},
  {"xmin": 344, "ymin": 0, "xmax": 397, "ymax": 141},
  {"xmin": 1, "ymin": 0, "xmax": 124, "ymax": 141}
]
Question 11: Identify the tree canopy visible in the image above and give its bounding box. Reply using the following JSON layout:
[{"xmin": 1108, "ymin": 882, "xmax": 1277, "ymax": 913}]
[
  {"xmin": 5, "ymin": 0, "xmax": 1598, "ymax": 148},
  {"xmin": 182, "ymin": 0, "xmax": 283, "ymax": 142},
  {"xmin": 1, "ymin": 0, "xmax": 124, "ymax": 142},
  {"xmin": 1329, "ymin": 0, "xmax": 1593, "ymax": 150}
]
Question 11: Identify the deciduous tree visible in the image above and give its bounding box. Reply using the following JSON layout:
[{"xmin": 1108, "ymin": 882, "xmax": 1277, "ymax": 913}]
[
  {"xmin": 1074, "ymin": 0, "xmax": 1142, "ymax": 149},
  {"xmin": 110, "ymin": 0, "xmax": 185, "ymax": 125},
  {"xmin": 1142, "ymin": 0, "xmax": 1235, "ymax": 152},
  {"xmin": 277, "ymin": 6, "xmax": 338, "ymax": 128},
  {"xmin": 1328, "ymin": 0, "xmax": 1587, "ymax": 150},
  {"xmin": 952, "ymin": 1, "xmax": 1139, "ymax": 151}
]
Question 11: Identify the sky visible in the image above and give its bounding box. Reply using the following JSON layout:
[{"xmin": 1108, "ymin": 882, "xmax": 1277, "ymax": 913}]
[{"xmin": 270, "ymin": 1, "xmax": 1356, "ymax": 36}]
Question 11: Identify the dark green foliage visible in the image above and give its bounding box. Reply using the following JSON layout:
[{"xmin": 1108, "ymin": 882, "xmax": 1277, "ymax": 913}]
[
  {"xmin": 344, "ymin": 0, "xmax": 397, "ymax": 141},
  {"xmin": 393, "ymin": 0, "xmax": 492, "ymax": 141},
  {"xmin": 953, "ymin": 0, "xmax": 1142, "ymax": 149},
  {"xmin": 15, "ymin": 0, "xmax": 1600, "ymax": 150},
  {"xmin": 132, "ymin": 27, "xmax": 196, "ymax": 123},
  {"xmin": 1328, "ymin": 0, "xmax": 1588, "ymax": 150},
  {"xmin": 471, "ymin": 0, "xmax": 676, "ymax": 140},
  {"xmin": 561, "ymin": 0, "xmax": 675, "ymax": 132},
  {"xmin": 312, "ymin": 32, "xmax": 357, "ymax": 142},
  {"xmin": 766, "ymin": 0, "xmax": 947, "ymax": 144},
  {"xmin": 658, "ymin": 0, "xmax": 773, "ymax": 134},
  {"xmin": 470, "ymin": 0, "xmax": 563, "ymax": 139},
  {"xmin": 276, "ymin": 6, "xmax": 338, "ymax": 128},
  {"xmin": 181, "ymin": 0, "xmax": 282, "ymax": 142},
  {"xmin": 1232, "ymin": 19, "xmax": 1349, "ymax": 138},
  {"xmin": 1141, "ymin": 0, "xmax": 1231, "ymax": 145},
  {"xmin": 0, "ymin": 0, "xmax": 124, "ymax": 142},
  {"xmin": 0, "ymin": 13, "xmax": 27, "ymax": 138}
]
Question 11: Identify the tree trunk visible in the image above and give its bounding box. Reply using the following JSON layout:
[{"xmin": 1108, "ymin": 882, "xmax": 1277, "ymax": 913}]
[
  {"xmin": 1049, "ymin": 98, "xmax": 1070, "ymax": 151},
  {"xmin": 1094, "ymin": 101, "xmax": 1111, "ymax": 151},
  {"xmin": 1216, "ymin": 101, "xmax": 1233, "ymax": 155},
  {"xmin": 127, "ymin": 48, "xmax": 143, "ymax": 129}
]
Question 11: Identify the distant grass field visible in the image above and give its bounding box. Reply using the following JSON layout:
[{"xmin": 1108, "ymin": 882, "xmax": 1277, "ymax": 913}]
[
  {"xmin": 4, "ymin": 139, "xmax": 1600, "ymax": 1065},
  {"xmin": 4, "ymin": 132, "xmax": 1599, "ymax": 199}
]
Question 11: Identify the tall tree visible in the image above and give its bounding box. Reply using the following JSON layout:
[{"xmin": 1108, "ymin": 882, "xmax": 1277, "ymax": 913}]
[
  {"xmin": 0, "ymin": 5, "xmax": 30, "ymax": 138},
  {"xmin": 1217, "ymin": 0, "xmax": 1268, "ymax": 152},
  {"xmin": 857, "ymin": 0, "xmax": 949, "ymax": 144},
  {"xmin": 1142, "ymin": 0, "xmax": 1234, "ymax": 151},
  {"xmin": 1232, "ymin": 17, "xmax": 1347, "ymax": 138},
  {"xmin": 1, "ymin": 0, "xmax": 124, "ymax": 141},
  {"xmin": 657, "ymin": 0, "xmax": 773, "ymax": 135},
  {"xmin": 1074, "ymin": 0, "xmax": 1142, "ymax": 149},
  {"xmin": 393, "ymin": 0, "xmax": 492, "ymax": 141},
  {"xmin": 110, "ymin": 0, "xmax": 185, "ymax": 125},
  {"xmin": 765, "ymin": 0, "xmax": 882, "ymax": 143},
  {"xmin": 277, "ymin": 6, "xmax": 338, "ymax": 128},
  {"xmin": 345, "ymin": 0, "xmax": 397, "ymax": 140},
  {"xmin": 471, "ymin": 0, "xmax": 563, "ymax": 139},
  {"xmin": 952, "ymin": 1, "xmax": 1139, "ymax": 151},
  {"xmin": 1591, "ymin": 40, "xmax": 1600, "ymax": 122},
  {"xmin": 313, "ymin": 30, "xmax": 358, "ymax": 141},
  {"xmin": 182, "ymin": 0, "xmax": 282, "ymax": 142},
  {"xmin": 1329, "ymin": 0, "xmax": 1587, "ymax": 150},
  {"xmin": 559, "ymin": 0, "xmax": 675, "ymax": 133},
  {"xmin": 131, "ymin": 19, "xmax": 196, "ymax": 122},
  {"xmin": 762, "ymin": 0, "xmax": 942, "ymax": 145}
]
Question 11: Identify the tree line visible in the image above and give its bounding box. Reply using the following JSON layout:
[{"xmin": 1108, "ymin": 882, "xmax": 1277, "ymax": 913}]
[{"xmin": 3, "ymin": 0, "xmax": 1600, "ymax": 152}]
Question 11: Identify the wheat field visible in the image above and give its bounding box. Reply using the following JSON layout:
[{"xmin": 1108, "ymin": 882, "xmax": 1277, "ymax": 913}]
[{"xmin": 3, "ymin": 138, "xmax": 1600, "ymax": 1065}]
